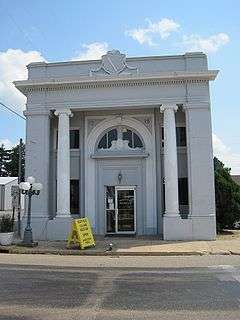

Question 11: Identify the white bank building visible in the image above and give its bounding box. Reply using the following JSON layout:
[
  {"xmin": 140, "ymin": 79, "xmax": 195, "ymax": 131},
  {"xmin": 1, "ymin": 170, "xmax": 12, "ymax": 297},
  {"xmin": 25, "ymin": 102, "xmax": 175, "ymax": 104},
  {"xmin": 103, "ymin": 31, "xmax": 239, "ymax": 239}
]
[{"xmin": 15, "ymin": 50, "xmax": 218, "ymax": 241}]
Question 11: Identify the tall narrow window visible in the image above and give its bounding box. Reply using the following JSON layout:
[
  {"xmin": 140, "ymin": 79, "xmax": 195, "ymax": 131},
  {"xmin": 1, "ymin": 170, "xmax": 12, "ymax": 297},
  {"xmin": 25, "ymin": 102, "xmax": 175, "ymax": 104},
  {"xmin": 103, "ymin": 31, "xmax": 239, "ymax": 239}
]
[
  {"xmin": 70, "ymin": 180, "xmax": 79, "ymax": 214},
  {"xmin": 70, "ymin": 130, "xmax": 79, "ymax": 149},
  {"xmin": 56, "ymin": 129, "xmax": 80, "ymax": 149},
  {"xmin": 161, "ymin": 127, "xmax": 164, "ymax": 147},
  {"xmin": 178, "ymin": 177, "xmax": 188, "ymax": 205},
  {"xmin": 176, "ymin": 127, "xmax": 186, "ymax": 147},
  {"xmin": 161, "ymin": 126, "xmax": 186, "ymax": 147}
]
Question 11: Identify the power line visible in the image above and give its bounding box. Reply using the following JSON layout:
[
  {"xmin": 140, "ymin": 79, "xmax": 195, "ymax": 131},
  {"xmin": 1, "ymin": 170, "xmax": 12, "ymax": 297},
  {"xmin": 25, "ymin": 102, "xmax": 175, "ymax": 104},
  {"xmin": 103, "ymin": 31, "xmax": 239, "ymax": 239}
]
[{"xmin": 0, "ymin": 102, "xmax": 26, "ymax": 120}]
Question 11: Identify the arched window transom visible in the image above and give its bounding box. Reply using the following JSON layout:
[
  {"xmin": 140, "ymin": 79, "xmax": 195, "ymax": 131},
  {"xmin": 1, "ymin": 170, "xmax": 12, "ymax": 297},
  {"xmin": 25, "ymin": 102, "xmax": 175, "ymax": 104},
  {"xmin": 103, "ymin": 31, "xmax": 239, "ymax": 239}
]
[{"xmin": 97, "ymin": 127, "xmax": 144, "ymax": 151}]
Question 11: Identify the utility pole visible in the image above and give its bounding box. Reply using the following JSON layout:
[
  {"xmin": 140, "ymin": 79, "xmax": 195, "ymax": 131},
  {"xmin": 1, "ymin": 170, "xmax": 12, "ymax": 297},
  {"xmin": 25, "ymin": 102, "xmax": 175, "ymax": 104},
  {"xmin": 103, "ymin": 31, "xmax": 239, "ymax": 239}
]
[{"xmin": 17, "ymin": 138, "xmax": 23, "ymax": 237}]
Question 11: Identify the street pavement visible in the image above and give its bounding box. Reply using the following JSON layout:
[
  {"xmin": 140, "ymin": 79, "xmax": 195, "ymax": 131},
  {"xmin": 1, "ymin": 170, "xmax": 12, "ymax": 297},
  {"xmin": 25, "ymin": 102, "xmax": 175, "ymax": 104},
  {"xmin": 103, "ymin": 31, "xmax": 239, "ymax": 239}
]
[{"xmin": 0, "ymin": 255, "xmax": 240, "ymax": 319}]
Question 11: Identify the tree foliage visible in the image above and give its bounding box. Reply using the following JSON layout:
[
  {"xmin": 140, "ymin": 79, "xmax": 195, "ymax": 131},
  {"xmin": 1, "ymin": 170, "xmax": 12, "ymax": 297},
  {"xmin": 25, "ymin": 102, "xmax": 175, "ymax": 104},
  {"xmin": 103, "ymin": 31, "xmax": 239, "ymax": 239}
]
[
  {"xmin": 0, "ymin": 142, "xmax": 25, "ymax": 181},
  {"xmin": 0, "ymin": 144, "xmax": 8, "ymax": 176},
  {"xmin": 214, "ymin": 157, "xmax": 240, "ymax": 230}
]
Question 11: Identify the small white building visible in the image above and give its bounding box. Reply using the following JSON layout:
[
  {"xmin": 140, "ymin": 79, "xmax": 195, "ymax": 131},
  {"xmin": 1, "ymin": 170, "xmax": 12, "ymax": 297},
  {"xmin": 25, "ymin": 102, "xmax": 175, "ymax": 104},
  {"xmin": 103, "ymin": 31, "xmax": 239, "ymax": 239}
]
[
  {"xmin": 0, "ymin": 177, "xmax": 18, "ymax": 213},
  {"xmin": 14, "ymin": 50, "xmax": 218, "ymax": 241}
]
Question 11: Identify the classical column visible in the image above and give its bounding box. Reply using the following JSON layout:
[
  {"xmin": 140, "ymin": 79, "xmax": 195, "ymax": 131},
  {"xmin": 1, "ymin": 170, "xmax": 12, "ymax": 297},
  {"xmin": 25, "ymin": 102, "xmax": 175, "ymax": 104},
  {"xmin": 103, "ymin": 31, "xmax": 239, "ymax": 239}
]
[
  {"xmin": 160, "ymin": 104, "xmax": 179, "ymax": 215},
  {"xmin": 54, "ymin": 109, "xmax": 72, "ymax": 216}
]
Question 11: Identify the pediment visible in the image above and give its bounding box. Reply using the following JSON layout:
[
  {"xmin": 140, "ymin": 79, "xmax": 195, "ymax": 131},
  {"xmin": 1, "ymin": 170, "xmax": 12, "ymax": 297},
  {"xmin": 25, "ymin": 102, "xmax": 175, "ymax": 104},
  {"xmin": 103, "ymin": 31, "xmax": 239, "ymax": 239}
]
[{"xmin": 90, "ymin": 50, "xmax": 138, "ymax": 76}]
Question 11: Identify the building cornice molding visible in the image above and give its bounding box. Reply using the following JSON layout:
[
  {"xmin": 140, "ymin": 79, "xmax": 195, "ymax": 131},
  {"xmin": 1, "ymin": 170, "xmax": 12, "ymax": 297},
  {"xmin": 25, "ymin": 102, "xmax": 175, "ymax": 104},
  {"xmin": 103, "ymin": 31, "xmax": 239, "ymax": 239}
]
[
  {"xmin": 23, "ymin": 110, "xmax": 51, "ymax": 117},
  {"xmin": 183, "ymin": 102, "xmax": 210, "ymax": 110},
  {"xmin": 14, "ymin": 70, "xmax": 218, "ymax": 96},
  {"xmin": 27, "ymin": 52, "xmax": 207, "ymax": 68},
  {"xmin": 25, "ymin": 97, "xmax": 211, "ymax": 112},
  {"xmin": 91, "ymin": 152, "xmax": 149, "ymax": 159}
]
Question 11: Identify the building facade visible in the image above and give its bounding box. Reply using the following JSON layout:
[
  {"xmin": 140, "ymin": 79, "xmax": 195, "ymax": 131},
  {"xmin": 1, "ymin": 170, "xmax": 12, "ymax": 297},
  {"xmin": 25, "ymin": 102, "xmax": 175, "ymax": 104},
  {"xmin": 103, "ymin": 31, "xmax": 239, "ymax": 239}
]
[
  {"xmin": 15, "ymin": 50, "xmax": 218, "ymax": 241},
  {"xmin": 0, "ymin": 177, "xmax": 18, "ymax": 212}
]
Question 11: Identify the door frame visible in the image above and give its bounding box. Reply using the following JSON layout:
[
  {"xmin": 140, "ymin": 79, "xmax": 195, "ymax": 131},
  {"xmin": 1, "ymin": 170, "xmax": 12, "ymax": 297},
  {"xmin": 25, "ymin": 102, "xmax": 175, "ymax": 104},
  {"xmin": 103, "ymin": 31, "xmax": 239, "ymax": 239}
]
[{"xmin": 105, "ymin": 185, "xmax": 136, "ymax": 235}]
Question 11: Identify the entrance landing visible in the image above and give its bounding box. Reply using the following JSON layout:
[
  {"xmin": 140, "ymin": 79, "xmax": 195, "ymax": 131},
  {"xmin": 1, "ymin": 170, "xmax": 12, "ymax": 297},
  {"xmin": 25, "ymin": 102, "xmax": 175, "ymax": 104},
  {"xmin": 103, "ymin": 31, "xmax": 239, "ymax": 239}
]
[{"xmin": 1, "ymin": 231, "xmax": 240, "ymax": 256}]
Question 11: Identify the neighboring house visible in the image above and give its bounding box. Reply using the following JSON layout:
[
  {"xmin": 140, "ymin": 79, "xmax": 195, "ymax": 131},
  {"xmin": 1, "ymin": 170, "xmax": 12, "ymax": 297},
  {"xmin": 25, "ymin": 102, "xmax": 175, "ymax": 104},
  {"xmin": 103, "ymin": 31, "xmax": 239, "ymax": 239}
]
[
  {"xmin": 14, "ymin": 50, "xmax": 218, "ymax": 241},
  {"xmin": 0, "ymin": 177, "xmax": 18, "ymax": 213},
  {"xmin": 232, "ymin": 175, "xmax": 240, "ymax": 185}
]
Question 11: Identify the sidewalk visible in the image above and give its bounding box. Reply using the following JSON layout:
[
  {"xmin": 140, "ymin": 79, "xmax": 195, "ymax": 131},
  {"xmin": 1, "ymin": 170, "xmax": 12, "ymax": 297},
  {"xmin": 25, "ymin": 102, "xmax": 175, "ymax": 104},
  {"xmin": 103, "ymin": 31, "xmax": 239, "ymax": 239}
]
[{"xmin": 0, "ymin": 230, "xmax": 240, "ymax": 256}]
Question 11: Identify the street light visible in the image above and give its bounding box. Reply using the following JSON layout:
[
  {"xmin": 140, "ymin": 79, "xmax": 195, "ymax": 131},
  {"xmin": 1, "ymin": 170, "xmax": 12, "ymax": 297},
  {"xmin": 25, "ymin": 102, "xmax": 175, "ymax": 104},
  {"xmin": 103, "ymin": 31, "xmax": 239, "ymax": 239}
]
[{"xmin": 19, "ymin": 176, "xmax": 43, "ymax": 247}]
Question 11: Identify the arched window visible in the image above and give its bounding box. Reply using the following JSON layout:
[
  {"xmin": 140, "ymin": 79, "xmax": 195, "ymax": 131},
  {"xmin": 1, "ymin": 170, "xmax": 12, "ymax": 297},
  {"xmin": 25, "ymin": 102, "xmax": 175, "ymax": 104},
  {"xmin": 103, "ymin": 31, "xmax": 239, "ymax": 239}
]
[
  {"xmin": 122, "ymin": 129, "xmax": 143, "ymax": 148},
  {"xmin": 97, "ymin": 127, "xmax": 143, "ymax": 150}
]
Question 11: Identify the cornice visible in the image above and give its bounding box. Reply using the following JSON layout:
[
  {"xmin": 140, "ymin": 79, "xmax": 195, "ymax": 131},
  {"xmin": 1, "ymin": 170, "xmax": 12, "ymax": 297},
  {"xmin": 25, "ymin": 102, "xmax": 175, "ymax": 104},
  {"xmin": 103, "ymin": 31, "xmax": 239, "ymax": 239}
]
[
  {"xmin": 23, "ymin": 110, "xmax": 52, "ymax": 117},
  {"xmin": 27, "ymin": 52, "xmax": 206, "ymax": 68},
  {"xmin": 91, "ymin": 152, "xmax": 149, "ymax": 159},
  {"xmin": 14, "ymin": 70, "xmax": 218, "ymax": 96},
  {"xmin": 183, "ymin": 102, "xmax": 210, "ymax": 110},
  {"xmin": 26, "ymin": 97, "xmax": 211, "ymax": 111}
]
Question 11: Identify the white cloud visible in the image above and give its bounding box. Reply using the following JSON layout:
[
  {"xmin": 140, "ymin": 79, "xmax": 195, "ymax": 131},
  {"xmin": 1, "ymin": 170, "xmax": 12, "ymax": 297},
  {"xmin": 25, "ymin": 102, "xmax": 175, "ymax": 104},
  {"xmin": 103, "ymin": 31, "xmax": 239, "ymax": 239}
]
[
  {"xmin": 126, "ymin": 18, "xmax": 180, "ymax": 46},
  {"xmin": 0, "ymin": 49, "xmax": 45, "ymax": 112},
  {"xmin": 72, "ymin": 42, "xmax": 109, "ymax": 60},
  {"xmin": 0, "ymin": 138, "xmax": 17, "ymax": 149},
  {"xmin": 212, "ymin": 134, "xmax": 240, "ymax": 174},
  {"xmin": 183, "ymin": 33, "xmax": 230, "ymax": 53}
]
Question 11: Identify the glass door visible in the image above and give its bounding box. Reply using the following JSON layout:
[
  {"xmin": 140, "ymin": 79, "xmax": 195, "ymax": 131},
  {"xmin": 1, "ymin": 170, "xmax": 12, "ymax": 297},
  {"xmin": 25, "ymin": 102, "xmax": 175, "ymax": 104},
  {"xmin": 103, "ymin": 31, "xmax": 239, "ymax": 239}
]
[
  {"xmin": 116, "ymin": 187, "xmax": 135, "ymax": 233},
  {"xmin": 106, "ymin": 186, "xmax": 116, "ymax": 233},
  {"xmin": 105, "ymin": 186, "xmax": 136, "ymax": 234}
]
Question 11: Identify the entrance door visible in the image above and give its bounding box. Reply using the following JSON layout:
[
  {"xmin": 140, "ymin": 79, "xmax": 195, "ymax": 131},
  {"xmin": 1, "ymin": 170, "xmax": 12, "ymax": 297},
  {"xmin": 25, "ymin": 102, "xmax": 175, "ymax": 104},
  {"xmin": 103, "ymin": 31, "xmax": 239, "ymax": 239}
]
[{"xmin": 106, "ymin": 186, "xmax": 136, "ymax": 234}]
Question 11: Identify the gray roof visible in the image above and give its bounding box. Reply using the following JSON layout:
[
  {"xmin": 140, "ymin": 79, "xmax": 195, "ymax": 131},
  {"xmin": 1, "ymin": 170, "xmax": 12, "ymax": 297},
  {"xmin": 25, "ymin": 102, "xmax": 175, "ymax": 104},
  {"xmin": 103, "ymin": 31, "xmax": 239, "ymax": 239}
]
[{"xmin": 0, "ymin": 177, "xmax": 18, "ymax": 185}]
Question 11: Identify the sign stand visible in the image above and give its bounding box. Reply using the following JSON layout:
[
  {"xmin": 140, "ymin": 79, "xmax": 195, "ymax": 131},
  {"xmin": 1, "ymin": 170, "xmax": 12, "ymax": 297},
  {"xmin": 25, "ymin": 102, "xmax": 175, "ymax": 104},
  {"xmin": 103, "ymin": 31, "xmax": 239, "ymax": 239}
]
[{"xmin": 67, "ymin": 218, "xmax": 95, "ymax": 250}]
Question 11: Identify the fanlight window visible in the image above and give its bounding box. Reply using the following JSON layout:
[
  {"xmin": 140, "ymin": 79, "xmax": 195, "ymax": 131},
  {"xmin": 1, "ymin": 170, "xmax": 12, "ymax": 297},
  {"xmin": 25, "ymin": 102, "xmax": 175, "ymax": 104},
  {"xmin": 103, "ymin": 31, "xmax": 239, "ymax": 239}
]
[{"xmin": 98, "ymin": 127, "xmax": 143, "ymax": 150}]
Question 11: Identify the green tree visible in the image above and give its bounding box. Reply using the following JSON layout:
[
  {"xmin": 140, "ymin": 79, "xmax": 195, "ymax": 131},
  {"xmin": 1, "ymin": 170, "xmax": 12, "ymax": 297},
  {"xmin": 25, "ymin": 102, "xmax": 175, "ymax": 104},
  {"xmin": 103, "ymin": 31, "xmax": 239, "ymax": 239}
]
[
  {"xmin": 214, "ymin": 157, "xmax": 240, "ymax": 230},
  {"xmin": 5, "ymin": 143, "xmax": 25, "ymax": 181},
  {"xmin": 0, "ymin": 144, "xmax": 8, "ymax": 176}
]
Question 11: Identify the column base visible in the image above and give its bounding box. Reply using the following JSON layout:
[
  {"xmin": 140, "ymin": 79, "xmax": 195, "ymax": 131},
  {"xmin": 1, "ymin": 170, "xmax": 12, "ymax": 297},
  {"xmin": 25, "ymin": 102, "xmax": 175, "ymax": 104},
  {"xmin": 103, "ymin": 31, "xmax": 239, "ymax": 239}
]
[
  {"xmin": 47, "ymin": 215, "xmax": 73, "ymax": 240},
  {"xmin": 163, "ymin": 214, "xmax": 216, "ymax": 240}
]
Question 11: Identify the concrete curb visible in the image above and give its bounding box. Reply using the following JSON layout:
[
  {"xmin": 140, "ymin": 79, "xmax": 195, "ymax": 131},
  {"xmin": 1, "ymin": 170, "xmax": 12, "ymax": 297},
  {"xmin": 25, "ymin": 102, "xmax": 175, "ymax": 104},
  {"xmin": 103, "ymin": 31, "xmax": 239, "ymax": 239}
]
[{"xmin": 0, "ymin": 246, "xmax": 235, "ymax": 256}]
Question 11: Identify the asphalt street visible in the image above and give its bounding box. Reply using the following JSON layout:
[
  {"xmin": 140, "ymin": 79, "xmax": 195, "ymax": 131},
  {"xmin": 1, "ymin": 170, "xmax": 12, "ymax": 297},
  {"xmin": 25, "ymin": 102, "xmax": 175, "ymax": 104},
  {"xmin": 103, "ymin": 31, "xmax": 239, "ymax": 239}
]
[{"xmin": 0, "ymin": 255, "xmax": 240, "ymax": 319}]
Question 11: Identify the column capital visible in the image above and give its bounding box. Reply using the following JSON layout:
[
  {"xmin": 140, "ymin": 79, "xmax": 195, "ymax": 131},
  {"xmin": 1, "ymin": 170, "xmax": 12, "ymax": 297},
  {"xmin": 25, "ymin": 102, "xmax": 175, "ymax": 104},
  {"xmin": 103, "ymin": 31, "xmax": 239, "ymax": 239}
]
[
  {"xmin": 54, "ymin": 108, "xmax": 73, "ymax": 117},
  {"xmin": 160, "ymin": 104, "xmax": 178, "ymax": 113}
]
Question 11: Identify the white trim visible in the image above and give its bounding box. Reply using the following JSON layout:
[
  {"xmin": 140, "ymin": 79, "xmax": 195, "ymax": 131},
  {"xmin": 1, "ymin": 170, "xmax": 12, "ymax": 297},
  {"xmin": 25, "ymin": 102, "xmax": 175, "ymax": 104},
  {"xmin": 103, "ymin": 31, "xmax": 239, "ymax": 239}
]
[
  {"xmin": 85, "ymin": 114, "xmax": 156, "ymax": 232},
  {"xmin": 91, "ymin": 153, "xmax": 149, "ymax": 159},
  {"xmin": 26, "ymin": 52, "xmax": 208, "ymax": 68},
  {"xmin": 15, "ymin": 70, "xmax": 218, "ymax": 91},
  {"xmin": 105, "ymin": 186, "xmax": 137, "ymax": 235}
]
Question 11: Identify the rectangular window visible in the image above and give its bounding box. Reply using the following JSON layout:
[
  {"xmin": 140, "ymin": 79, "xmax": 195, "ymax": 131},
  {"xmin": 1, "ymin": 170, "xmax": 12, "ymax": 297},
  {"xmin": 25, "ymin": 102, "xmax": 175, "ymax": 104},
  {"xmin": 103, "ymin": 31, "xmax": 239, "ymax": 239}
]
[
  {"xmin": 176, "ymin": 127, "xmax": 187, "ymax": 147},
  {"xmin": 70, "ymin": 180, "xmax": 79, "ymax": 214},
  {"xmin": 162, "ymin": 177, "xmax": 189, "ymax": 211},
  {"xmin": 70, "ymin": 130, "xmax": 79, "ymax": 149},
  {"xmin": 161, "ymin": 127, "xmax": 186, "ymax": 147},
  {"xmin": 56, "ymin": 129, "xmax": 79, "ymax": 149},
  {"xmin": 178, "ymin": 177, "xmax": 188, "ymax": 205},
  {"xmin": 161, "ymin": 127, "xmax": 164, "ymax": 147}
]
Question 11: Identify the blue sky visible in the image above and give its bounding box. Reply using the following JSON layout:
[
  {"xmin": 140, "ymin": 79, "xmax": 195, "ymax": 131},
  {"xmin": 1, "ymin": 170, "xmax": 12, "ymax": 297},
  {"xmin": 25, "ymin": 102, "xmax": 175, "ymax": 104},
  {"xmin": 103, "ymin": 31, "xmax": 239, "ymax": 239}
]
[{"xmin": 0, "ymin": 0, "xmax": 239, "ymax": 173}]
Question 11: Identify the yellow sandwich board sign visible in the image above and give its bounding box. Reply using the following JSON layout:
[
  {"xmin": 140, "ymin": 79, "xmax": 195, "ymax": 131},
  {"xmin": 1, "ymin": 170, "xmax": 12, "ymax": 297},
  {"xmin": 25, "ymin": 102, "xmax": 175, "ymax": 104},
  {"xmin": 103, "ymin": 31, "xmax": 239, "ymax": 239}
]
[{"xmin": 67, "ymin": 218, "xmax": 95, "ymax": 250}]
